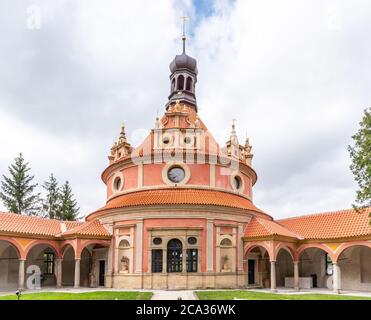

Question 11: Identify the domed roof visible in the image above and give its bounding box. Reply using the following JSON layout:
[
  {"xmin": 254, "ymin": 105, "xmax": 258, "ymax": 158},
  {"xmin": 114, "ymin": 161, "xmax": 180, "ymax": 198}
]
[{"xmin": 169, "ymin": 52, "xmax": 198, "ymax": 75}]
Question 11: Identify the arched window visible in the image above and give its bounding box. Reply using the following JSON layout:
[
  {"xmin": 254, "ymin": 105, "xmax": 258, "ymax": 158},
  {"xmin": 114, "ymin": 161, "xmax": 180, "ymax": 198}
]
[
  {"xmin": 220, "ymin": 238, "xmax": 232, "ymax": 246},
  {"xmin": 119, "ymin": 239, "xmax": 130, "ymax": 248},
  {"xmin": 186, "ymin": 77, "xmax": 193, "ymax": 91},
  {"xmin": 167, "ymin": 239, "xmax": 183, "ymax": 272},
  {"xmin": 177, "ymin": 75, "xmax": 184, "ymax": 91},
  {"xmin": 171, "ymin": 78, "xmax": 175, "ymax": 92}
]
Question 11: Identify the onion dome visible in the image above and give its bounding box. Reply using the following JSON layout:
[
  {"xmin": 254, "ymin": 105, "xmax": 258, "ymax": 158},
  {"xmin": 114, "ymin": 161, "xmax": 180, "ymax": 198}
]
[{"xmin": 170, "ymin": 52, "xmax": 198, "ymax": 75}]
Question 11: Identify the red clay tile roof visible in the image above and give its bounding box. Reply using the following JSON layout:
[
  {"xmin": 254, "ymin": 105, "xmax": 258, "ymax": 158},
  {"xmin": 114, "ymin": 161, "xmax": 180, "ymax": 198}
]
[
  {"xmin": 244, "ymin": 216, "xmax": 303, "ymax": 239},
  {"xmin": 0, "ymin": 212, "xmax": 110, "ymax": 239},
  {"xmin": 0, "ymin": 212, "xmax": 69, "ymax": 237},
  {"xmin": 89, "ymin": 188, "xmax": 269, "ymax": 218},
  {"xmin": 277, "ymin": 208, "xmax": 371, "ymax": 240},
  {"xmin": 60, "ymin": 219, "xmax": 111, "ymax": 238}
]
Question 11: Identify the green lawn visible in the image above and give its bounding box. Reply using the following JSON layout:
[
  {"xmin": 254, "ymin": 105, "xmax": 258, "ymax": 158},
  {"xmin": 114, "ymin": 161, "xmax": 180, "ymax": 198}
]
[
  {"xmin": 195, "ymin": 290, "xmax": 371, "ymax": 300},
  {"xmin": 0, "ymin": 291, "xmax": 153, "ymax": 300}
]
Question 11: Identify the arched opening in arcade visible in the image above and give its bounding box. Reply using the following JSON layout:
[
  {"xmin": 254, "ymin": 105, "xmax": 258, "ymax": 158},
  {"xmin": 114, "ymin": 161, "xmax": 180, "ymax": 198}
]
[
  {"xmin": 62, "ymin": 243, "xmax": 109, "ymax": 288},
  {"xmin": 275, "ymin": 248, "xmax": 294, "ymax": 288},
  {"xmin": 298, "ymin": 247, "xmax": 333, "ymax": 289},
  {"xmin": 336, "ymin": 244, "xmax": 371, "ymax": 292},
  {"xmin": 245, "ymin": 246, "xmax": 271, "ymax": 288},
  {"xmin": 62, "ymin": 245, "xmax": 75, "ymax": 287},
  {"xmin": 25, "ymin": 243, "xmax": 59, "ymax": 288},
  {"xmin": 0, "ymin": 240, "xmax": 20, "ymax": 290}
]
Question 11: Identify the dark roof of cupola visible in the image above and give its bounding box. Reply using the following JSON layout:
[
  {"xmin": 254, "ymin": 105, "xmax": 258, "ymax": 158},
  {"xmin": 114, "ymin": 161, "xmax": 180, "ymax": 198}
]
[{"xmin": 169, "ymin": 52, "xmax": 198, "ymax": 75}]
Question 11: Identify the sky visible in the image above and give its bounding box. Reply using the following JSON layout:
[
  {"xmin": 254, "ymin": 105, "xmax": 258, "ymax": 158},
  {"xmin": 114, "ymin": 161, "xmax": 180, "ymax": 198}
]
[{"xmin": 0, "ymin": 0, "xmax": 369, "ymax": 219}]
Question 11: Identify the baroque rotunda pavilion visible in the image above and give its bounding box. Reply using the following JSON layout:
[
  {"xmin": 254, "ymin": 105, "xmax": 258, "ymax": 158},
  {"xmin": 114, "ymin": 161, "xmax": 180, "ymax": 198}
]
[{"xmin": 0, "ymin": 36, "xmax": 370, "ymax": 292}]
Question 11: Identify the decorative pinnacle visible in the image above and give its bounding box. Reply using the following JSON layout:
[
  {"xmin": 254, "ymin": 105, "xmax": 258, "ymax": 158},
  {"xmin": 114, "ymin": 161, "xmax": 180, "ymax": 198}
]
[
  {"xmin": 118, "ymin": 122, "xmax": 126, "ymax": 142},
  {"xmin": 232, "ymin": 119, "xmax": 237, "ymax": 131}
]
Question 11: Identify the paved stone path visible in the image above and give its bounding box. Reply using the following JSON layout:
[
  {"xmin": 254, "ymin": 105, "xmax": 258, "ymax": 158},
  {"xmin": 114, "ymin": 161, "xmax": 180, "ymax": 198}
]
[{"xmin": 151, "ymin": 290, "xmax": 197, "ymax": 300}]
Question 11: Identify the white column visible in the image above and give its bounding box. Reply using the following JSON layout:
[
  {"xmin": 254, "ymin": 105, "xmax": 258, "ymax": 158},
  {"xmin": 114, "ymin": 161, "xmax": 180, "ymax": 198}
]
[
  {"xmin": 18, "ymin": 259, "xmax": 25, "ymax": 290},
  {"xmin": 74, "ymin": 259, "xmax": 80, "ymax": 288},
  {"xmin": 206, "ymin": 219, "xmax": 214, "ymax": 272},
  {"xmin": 294, "ymin": 261, "xmax": 299, "ymax": 290},
  {"xmin": 333, "ymin": 262, "xmax": 341, "ymax": 294},
  {"xmin": 56, "ymin": 259, "xmax": 63, "ymax": 288},
  {"xmin": 270, "ymin": 261, "xmax": 277, "ymax": 291},
  {"xmin": 237, "ymin": 224, "xmax": 244, "ymax": 272},
  {"xmin": 130, "ymin": 226, "xmax": 135, "ymax": 273},
  {"xmin": 135, "ymin": 219, "xmax": 143, "ymax": 273},
  {"xmin": 137, "ymin": 162, "xmax": 143, "ymax": 188}
]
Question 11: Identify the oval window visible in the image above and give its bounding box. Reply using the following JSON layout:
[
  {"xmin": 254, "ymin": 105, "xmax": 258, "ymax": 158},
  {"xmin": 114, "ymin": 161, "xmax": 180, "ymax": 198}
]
[
  {"xmin": 163, "ymin": 137, "xmax": 170, "ymax": 144},
  {"xmin": 233, "ymin": 176, "xmax": 242, "ymax": 190},
  {"xmin": 184, "ymin": 136, "xmax": 192, "ymax": 144},
  {"xmin": 188, "ymin": 237, "xmax": 197, "ymax": 245},
  {"xmin": 153, "ymin": 238, "xmax": 162, "ymax": 245},
  {"xmin": 167, "ymin": 166, "xmax": 186, "ymax": 183},
  {"xmin": 113, "ymin": 176, "xmax": 122, "ymax": 191}
]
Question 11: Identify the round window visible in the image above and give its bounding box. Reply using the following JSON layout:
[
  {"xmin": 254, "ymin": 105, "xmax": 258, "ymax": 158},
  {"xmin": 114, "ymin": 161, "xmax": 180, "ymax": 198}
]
[
  {"xmin": 233, "ymin": 176, "xmax": 242, "ymax": 190},
  {"xmin": 188, "ymin": 237, "xmax": 197, "ymax": 245},
  {"xmin": 163, "ymin": 137, "xmax": 170, "ymax": 144},
  {"xmin": 113, "ymin": 176, "xmax": 122, "ymax": 191},
  {"xmin": 153, "ymin": 238, "xmax": 162, "ymax": 245},
  {"xmin": 184, "ymin": 136, "xmax": 192, "ymax": 144},
  {"xmin": 167, "ymin": 166, "xmax": 186, "ymax": 183}
]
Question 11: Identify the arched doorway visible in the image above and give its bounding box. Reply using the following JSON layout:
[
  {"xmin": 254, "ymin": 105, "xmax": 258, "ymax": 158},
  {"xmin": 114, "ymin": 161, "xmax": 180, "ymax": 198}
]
[
  {"xmin": 167, "ymin": 239, "xmax": 183, "ymax": 273},
  {"xmin": 25, "ymin": 243, "xmax": 58, "ymax": 288},
  {"xmin": 276, "ymin": 248, "xmax": 294, "ymax": 287},
  {"xmin": 244, "ymin": 245, "xmax": 271, "ymax": 288},
  {"xmin": 298, "ymin": 247, "xmax": 333, "ymax": 289},
  {"xmin": 337, "ymin": 245, "xmax": 371, "ymax": 291},
  {"xmin": 0, "ymin": 240, "xmax": 20, "ymax": 289}
]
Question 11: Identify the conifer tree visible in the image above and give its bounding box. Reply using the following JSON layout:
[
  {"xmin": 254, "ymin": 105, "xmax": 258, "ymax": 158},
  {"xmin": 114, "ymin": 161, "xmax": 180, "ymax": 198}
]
[
  {"xmin": 0, "ymin": 153, "xmax": 41, "ymax": 215},
  {"xmin": 59, "ymin": 181, "xmax": 80, "ymax": 221},
  {"xmin": 42, "ymin": 173, "xmax": 60, "ymax": 219}
]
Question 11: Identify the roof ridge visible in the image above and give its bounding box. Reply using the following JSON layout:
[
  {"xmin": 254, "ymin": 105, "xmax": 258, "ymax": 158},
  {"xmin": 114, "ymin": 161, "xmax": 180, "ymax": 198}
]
[
  {"xmin": 60, "ymin": 219, "xmax": 95, "ymax": 235},
  {"xmin": 256, "ymin": 217, "xmax": 304, "ymax": 239},
  {"xmin": 0, "ymin": 211, "xmax": 83, "ymax": 224},
  {"xmin": 277, "ymin": 207, "xmax": 370, "ymax": 222}
]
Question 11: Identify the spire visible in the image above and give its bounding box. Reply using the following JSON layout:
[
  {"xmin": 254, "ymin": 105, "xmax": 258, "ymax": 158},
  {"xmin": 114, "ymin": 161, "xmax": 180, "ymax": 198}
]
[
  {"xmin": 230, "ymin": 119, "xmax": 238, "ymax": 145},
  {"xmin": 109, "ymin": 122, "xmax": 132, "ymax": 163},
  {"xmin": 166, "ymin": 16, "xmax": 198, "ymax": 111},
  {"xmin": 118, "ymin": 122, "xmax": 127, "ymax": 143},
  {"xmin": 181, "ymin": 15, "xmax": 188, "ymax": 54}
]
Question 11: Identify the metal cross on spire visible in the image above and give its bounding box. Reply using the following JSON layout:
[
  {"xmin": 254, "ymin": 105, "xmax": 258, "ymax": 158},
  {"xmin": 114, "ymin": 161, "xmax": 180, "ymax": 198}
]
[{"xmin": 181, "ymin": 15, "xmax": 189, "ymax": 53}]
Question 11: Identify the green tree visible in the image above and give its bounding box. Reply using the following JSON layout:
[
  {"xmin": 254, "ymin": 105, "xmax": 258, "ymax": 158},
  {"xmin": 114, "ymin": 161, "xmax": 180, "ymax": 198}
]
[
  {"xmin": 42, "ymin": 173, "xmax": 60, "ymax": 219},
  {"xmin": 0, "ymin": 153, "xmax": 41, "ymax": 215},
  {"xmin": 59, "ymin": 181, "xmax": 80, "ymax": 221},
  {"xmin": 348, "ymin": 107, "xmax": 371, "ymax": 213}
]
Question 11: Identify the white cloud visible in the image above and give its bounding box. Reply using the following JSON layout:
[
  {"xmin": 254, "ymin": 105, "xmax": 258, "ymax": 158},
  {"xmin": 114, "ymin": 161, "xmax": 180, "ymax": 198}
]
[{"xmin": 0, "ymin": 0, "xmax": 369, "ymax": 219}]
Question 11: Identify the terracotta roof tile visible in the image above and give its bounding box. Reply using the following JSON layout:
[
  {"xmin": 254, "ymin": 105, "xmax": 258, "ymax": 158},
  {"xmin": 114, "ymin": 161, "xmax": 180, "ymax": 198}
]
[
  {"xmin": 244, "ymin": 216, "xmax": 303, "ymax": 239},
  {"xmin": 61, "ymin": 219, "xmax": 111, "ymax": 238},
  {"xmin": 277, "ymin": 208, "xmax": 371, "ymax": 240},
  {"xmin": 0, "ymin": 212, "xmax": 66, "ymax": 237},
  {"xmin": 0, "ymin": 212, "xmax": 109, "ymax": 239},
  {"xmin": 89, "ymin": 188, "xmax": 268, "ymax": 218}
]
